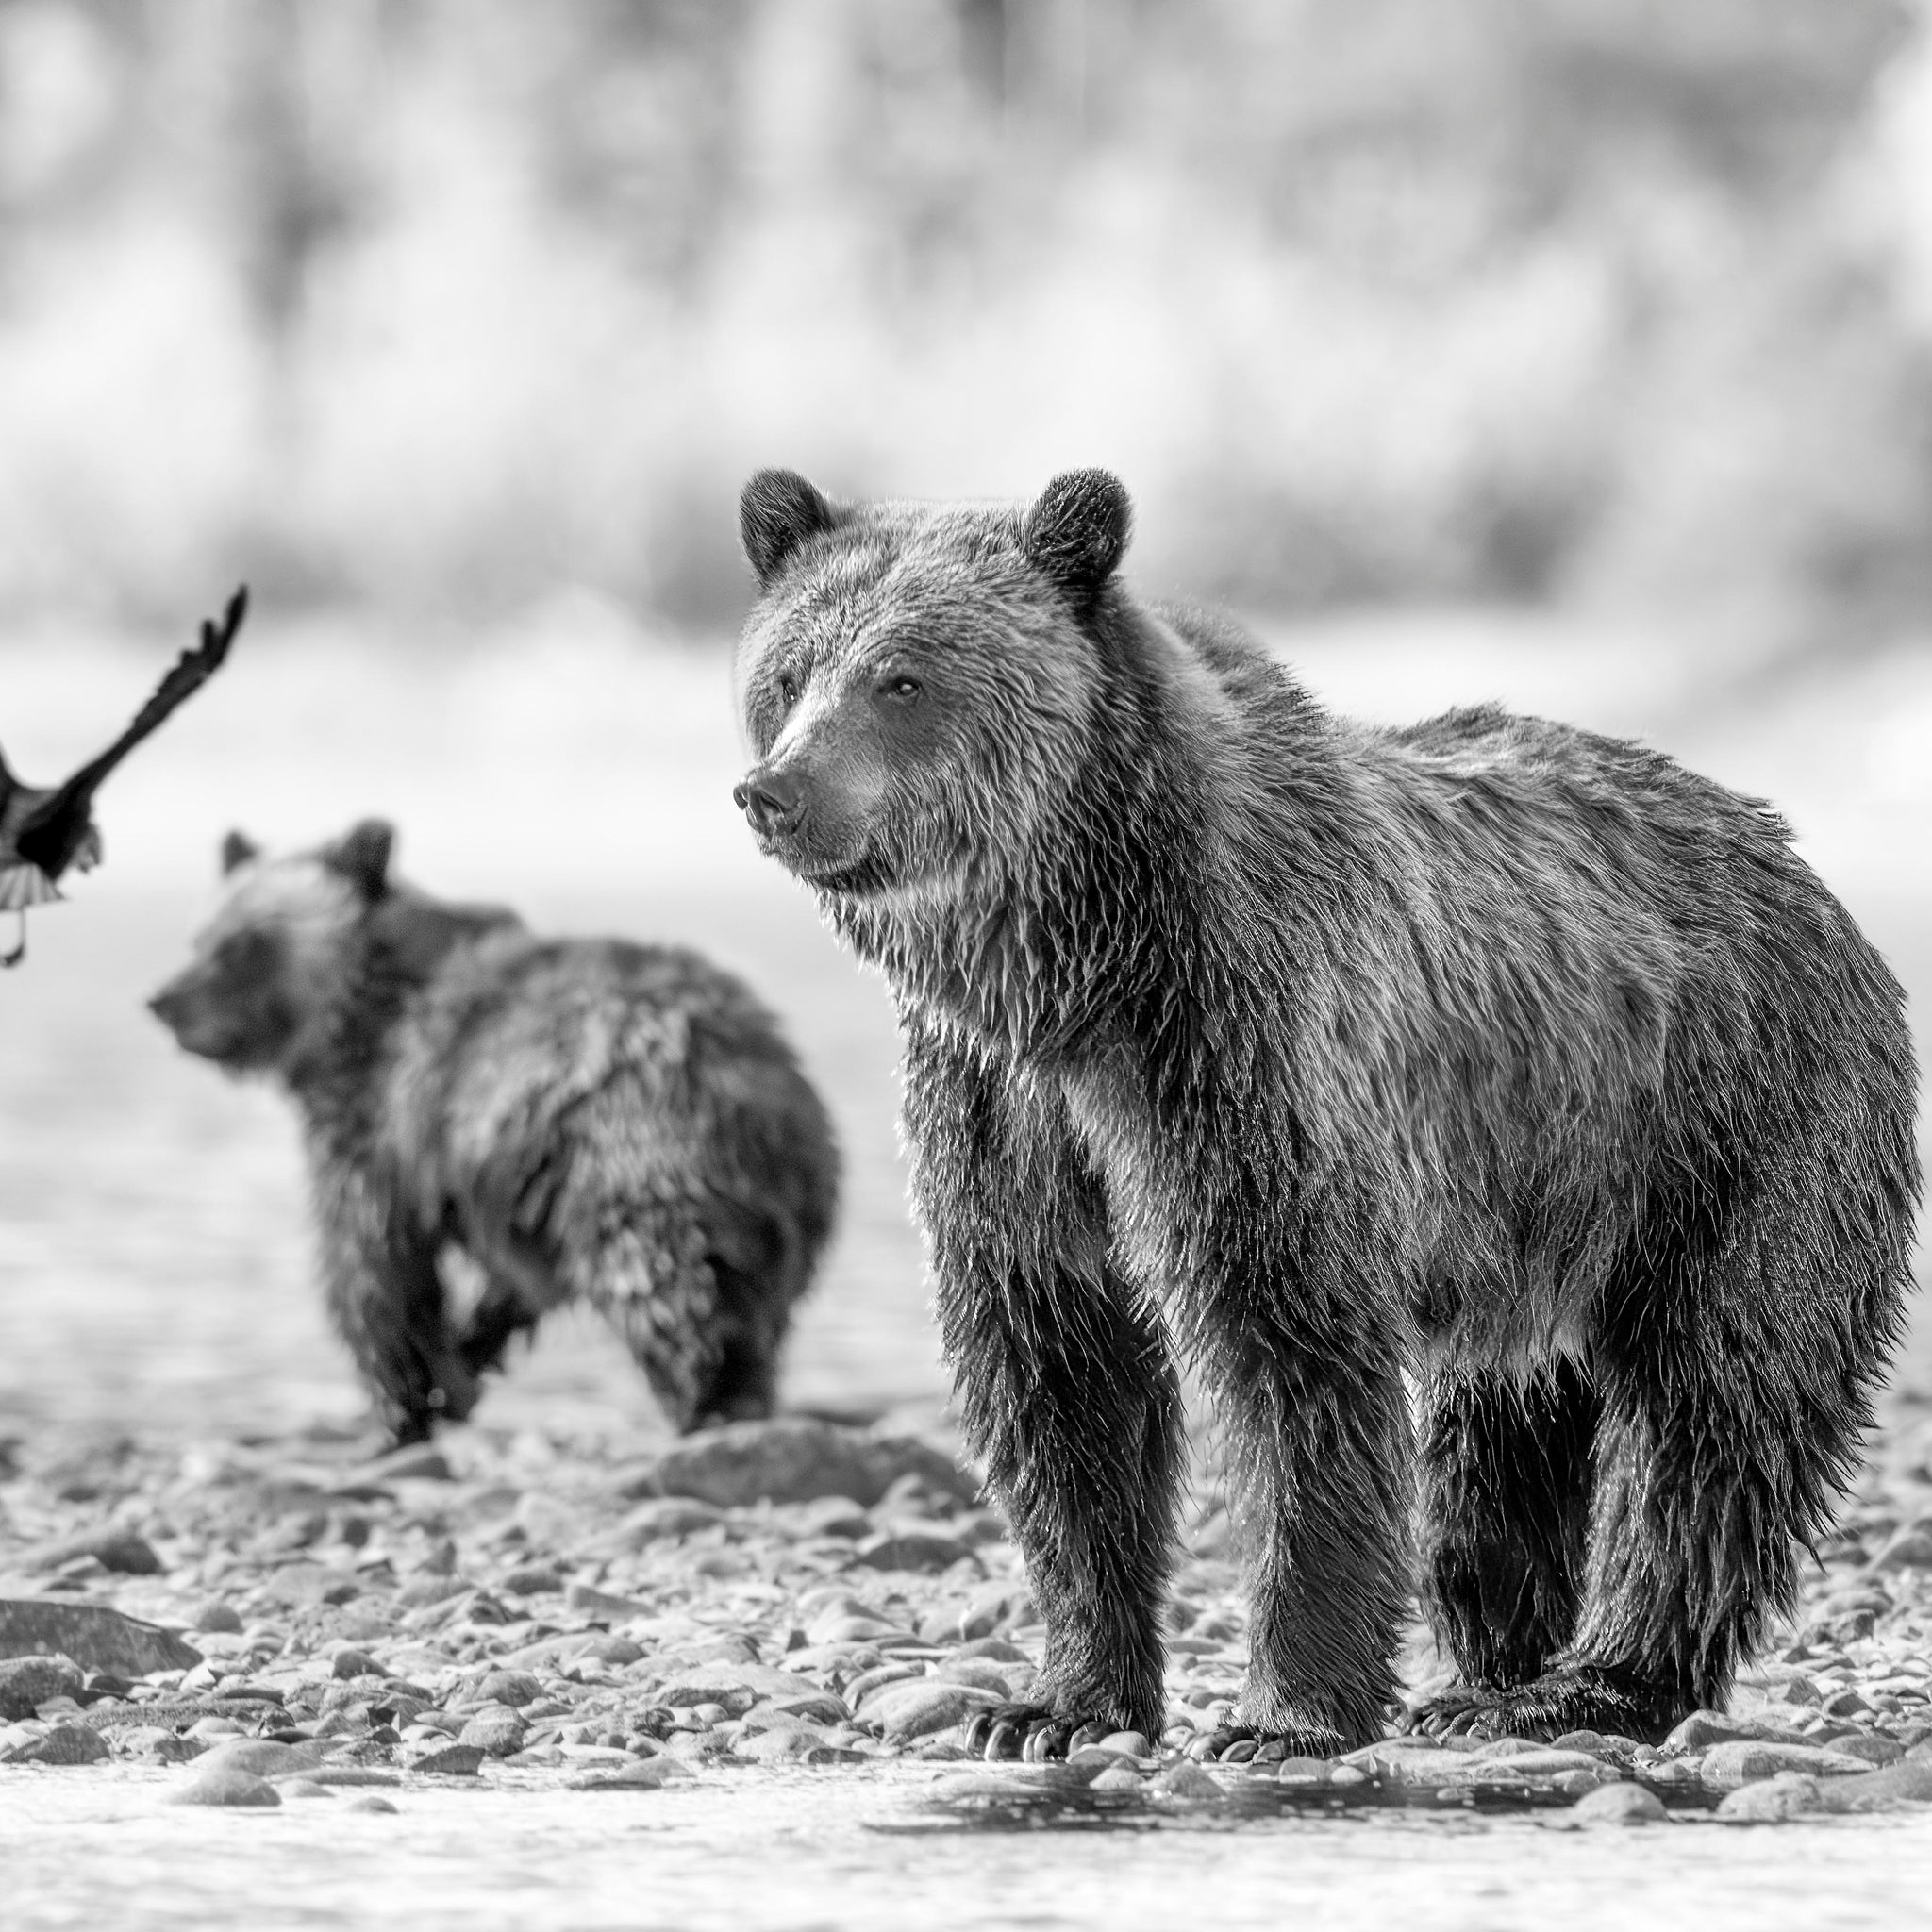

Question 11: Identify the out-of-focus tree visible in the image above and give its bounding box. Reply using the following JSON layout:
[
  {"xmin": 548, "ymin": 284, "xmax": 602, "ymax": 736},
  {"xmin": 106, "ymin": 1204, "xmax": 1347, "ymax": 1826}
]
[{"xmin": 0, "ymin": 0, "xmax": 1924, "ymax": 631}]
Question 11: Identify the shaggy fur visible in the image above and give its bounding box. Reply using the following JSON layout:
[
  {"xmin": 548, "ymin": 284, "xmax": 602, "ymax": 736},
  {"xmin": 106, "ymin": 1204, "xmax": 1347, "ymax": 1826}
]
[
  {"xmin": 732, "ymin": 466, "xmax": 1920, "ymax": 1758},
  {"xmin": 150, "ymin": 820, "xmax": 840, "ymax": 1444}
]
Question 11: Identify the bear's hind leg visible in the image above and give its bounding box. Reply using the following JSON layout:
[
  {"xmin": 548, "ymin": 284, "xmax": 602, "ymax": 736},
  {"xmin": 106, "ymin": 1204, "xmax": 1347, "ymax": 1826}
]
[
  {"xmin": 452, "ymin": 1274, "xmax": 541, "ymax": 1390},
  {"xmin": 1408, "ymin": 1359, "xmax": 1599, "ymax": 1736},
  {"xmin": 690, "ymin": 1257, "xmax": 787, "ymax": 1425},
  {"xmin": 1459, "ymin": 1177, "xmax": 1905, "ymax": 1744},
  {"xmin": 571, "ymin": 1203, "xmax": 723, "ymax": 1434}
]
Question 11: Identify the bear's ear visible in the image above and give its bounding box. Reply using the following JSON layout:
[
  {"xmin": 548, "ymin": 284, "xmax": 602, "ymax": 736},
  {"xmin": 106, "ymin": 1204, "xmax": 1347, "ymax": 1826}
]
[
  {"xmin": 322, "ymin": 819, "xmax": 393, "ymax": 900},
  {"xmin": 741, "ymin": 470, "xmax": 839, "ymax": 588},
  {"xmin": 1022, "ymin": 470, "xmax": 1132, "ymax": 607},
  {"xmin": 220, "ymin": 829, "xmax": 259, "ymax": 876}
]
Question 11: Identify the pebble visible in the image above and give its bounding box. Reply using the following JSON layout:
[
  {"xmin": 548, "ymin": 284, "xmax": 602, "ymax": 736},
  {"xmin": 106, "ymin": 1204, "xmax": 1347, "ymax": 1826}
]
[
  {"xmin": 458, "ymin": 1710, "xmax": 527, "ymax": 1756},
  {"xmin": 567, "ymin": 1756, "xmax": 695, "ymax": 1790},
  {"xmin": 0, "ymin": 1724, "xmax": 110, "ymax": 1765},
  {"xmin": 1570, "ymin": 1783, "xmax": 1666, "ymax": 1825},
  {"xmin": 1699, "ymin": 1741, "xmax": 1875, "ymax": 1790},
  {"xmin": 863, "ymin": 1680, "xmax": 1003, "ymax": 1741},
  {"xmin": 0, "ymin": 1655, "xmax": 84, "ymax": 1721},
  {"xmin": 1154, "ymin": 1761, "xmax": 1225, "ymax": 1800},
  {"xmin": 195, "ymin": 1739, "xmax": 326, "ymax": 1779},
  {"xmin": 0, "ymin": 1599, "xmax": 198, "ymax": 1675},
  {"xmin": 346, "ymin": 1795, "xmax": 399, "ymax": 1813},
  {"xmin": 1716, "ymin": 1774, "xmax": 1821, "ymax": 1822},
  {"xmin": 168, "ymin": 1765, "xmax": 283, "ymax": 1807},
  {"xmin": 9, "ymin": 1411, "xmax": 1932, "ymax": 1818},
  {"xmin": 25, "ymin": 1529, "xmax": 163, "ymax": 1576}
]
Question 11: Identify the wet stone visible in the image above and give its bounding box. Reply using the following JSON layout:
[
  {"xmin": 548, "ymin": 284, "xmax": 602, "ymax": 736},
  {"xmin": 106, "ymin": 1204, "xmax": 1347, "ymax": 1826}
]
[
  {"xmin": 1570, "ymin": 1783, "xmax": 1668, "ymax": 1825},
  {"xmin": 1699, "ymin": 1741, "xmax": 1875, "ymax": 1789},
  {"xmin": 1, "ymin": 1723, "xmax": 110, "ymax": 1765},
  {"xmin": 25, "ymin": 1529, "xmax": 163, "ymax": 1576},
  {"xmin": 1716, "ymin": 1774, "xmax": 1821, "ymax": 1822},
  {"xmin": 169, "ymin": 1765, "xmax": 284, "ymax": 1808},
  {"xmin": 0, "ymin": 1655, "xmax": 85, "ymax": 1721},
  {"xmin": 0, "ymin": 1601, "xmax": 200, "ymax": 1677}
]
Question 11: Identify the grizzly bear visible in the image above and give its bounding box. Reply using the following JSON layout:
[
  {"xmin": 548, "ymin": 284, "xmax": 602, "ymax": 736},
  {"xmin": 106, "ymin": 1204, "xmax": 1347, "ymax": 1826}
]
[
  {"xmin": 150, "ymin": 820, "xmax": 840, "ymax": 1445},
  {"xmin": 731, "ymin": 466, "xmax": 1919, "ymax": 1759}
]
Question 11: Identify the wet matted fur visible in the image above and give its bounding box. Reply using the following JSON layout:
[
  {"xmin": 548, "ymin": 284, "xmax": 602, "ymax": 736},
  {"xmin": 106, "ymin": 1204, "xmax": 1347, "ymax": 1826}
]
[
  {"xmin": 151, "ymin": 821, "xmax": 839, "ymax": 1443},
  {"xmin": 731, "ymin": 466, "xmax": 1919, "ymax": 1757}
]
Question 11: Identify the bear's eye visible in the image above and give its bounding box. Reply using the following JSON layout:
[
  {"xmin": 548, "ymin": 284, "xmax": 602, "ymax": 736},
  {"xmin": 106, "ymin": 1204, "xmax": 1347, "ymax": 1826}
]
[
  {"xmin": 775, "ymin": 670, "xmax": 800, "ymax": 710},
  {"xmin": 875, "ymin": 672, "xmax": 922, "ymax": 704}
]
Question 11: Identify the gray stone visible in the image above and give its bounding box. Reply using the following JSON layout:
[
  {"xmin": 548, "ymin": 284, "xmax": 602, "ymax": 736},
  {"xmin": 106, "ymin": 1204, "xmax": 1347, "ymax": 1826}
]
[
  {"xmin": 1699, "ymin": 1740, "xmax": 1874, "ymax": 1789},
  {"xmin": 853, "ymin": 1531, "xmax": 977, "ymax": 1574},
  {"xmin": 564, "ymin": 1581, "xmax": 651, "ymax": 1621},
  {"xmin": 864, "ymin": 1679, "xmax": 1002, "ymax": 1741},
  {"xmin": 25, "ymin": 1530, "xmax": 163, "ymax": 1576},
  {"xmin": 1154, "ymin": 1761, "xmax": 1226, "ymax": 1800},
  {"xmin": 566, "ymin": 1756, "xmax": 695, "ymax": 1790},
  {"xmin": 1715, "ymin": 1774, "xmax": 1820, "ymax": 1821},
  {"xmin": 408, "ymin": 1742, "xmax": 486, "ymax": 1775},
  {"xmin": 1834, "ymin": 1733, "xmax": 1904, "ymax": 1766},
  {"xmin": 612, "ymin": 1499, "xmax": 726, "ymax": 1547},
  {"xmin": 261, "ymin": 1563, "xmax": 361, "ymax": 1608},
  {"xmin": 169, "ymin": 1765, "xmax": 283, "ymax": 1807},
  {"xmin": 1870, "ymin": 1530, "xmax": 1932, "ymax": 1573},
  {"xmin": 458, "ymin": 1710, "xmax": 527, "ymax": 1757},
  {"xmin": 1662, "ymin": 1709, "xmax": 1807, "ymax": 1754},
  {"xmin": 196, "ymin": 1738, "xmax": 327, "ymax": 1779},
  {"xmin": 345, "ymin": 1795, "xmax": 399, "ymax": 1813},
  {"xmin": 358, "ymin": 1444, "xmax": 452, "ymax": 1483},
  {"xmin": 0, "ymin": 1654, "xmax": 84, "ymax": 1720},
  {"xmin": 1809, "ymin": 1760, "xmax": 1932, "ymax": 1813},
  {"xmin": 0, "ymin": 1600, "xmax": 200, "ymax": 1676},
  {"xmin": 1570, "ymin": 1783, "xmax": 1666, "ymax": 1825},
  {"xmin": 628, "ymin": 1419, "xmax": 976, "ymax": 1510},
  {"xmin": 0, "ymin": 1723, "xmax": 110, "ymax": 1765},
  {"xmin": 475, "ymin": 1670, "xmax": 544, "ymax": 1709}
]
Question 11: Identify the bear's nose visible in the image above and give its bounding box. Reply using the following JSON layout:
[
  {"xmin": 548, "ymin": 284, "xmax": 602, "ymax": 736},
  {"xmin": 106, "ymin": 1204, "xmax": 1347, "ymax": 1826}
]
[{"xmin": 734, "ymin": 769, "xmax": 804, "ymax": 836}]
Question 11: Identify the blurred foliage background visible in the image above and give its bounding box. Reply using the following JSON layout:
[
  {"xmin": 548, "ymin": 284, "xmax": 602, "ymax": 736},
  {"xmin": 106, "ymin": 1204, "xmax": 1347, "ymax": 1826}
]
[
  {"xmin": 1, "ymin": 0, "xmax": 1930, "ymax": 634},
  {"xmin": 6, "ymin": 0, "xmax": 1932, "ymax": 1431}
]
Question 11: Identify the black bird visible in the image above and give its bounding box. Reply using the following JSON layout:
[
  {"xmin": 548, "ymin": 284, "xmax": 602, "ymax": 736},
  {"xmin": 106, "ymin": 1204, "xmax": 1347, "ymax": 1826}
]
[{"xmin": 1, "ymin": 585, "xmax": 248, "ymax": 965}]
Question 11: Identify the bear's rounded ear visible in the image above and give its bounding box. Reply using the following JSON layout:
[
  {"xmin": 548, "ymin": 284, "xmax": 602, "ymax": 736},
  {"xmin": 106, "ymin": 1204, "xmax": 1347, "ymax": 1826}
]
[
  {"xmin": 220, "ymin": 829, "xmax": 259, "ymax": 876},
  {"xmin": 323, "ymin": 819, "xmax": 393, "ymax": 900},
  {"xmin": 741, "ymin": 470, "xmax": 838, "ymax": 588},
  {"xmin": 1022, "ymin": 470, "xmax": 1132, "ymax": 607}
]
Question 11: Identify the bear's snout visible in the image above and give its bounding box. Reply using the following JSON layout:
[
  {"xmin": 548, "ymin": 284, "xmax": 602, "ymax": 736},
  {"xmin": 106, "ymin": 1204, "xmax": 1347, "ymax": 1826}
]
[
  {"xmin": 147, "ymin": 977, "xmax": 194, "ymax": 1036},
  {"xmin": 734, "ymin": 766, "xmax": 805, "ymax": 839}
]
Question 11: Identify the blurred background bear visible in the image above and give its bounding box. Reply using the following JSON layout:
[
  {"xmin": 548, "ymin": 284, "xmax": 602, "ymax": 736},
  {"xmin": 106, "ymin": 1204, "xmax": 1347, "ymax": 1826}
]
[
  {"xmin": 149, "ymin": 820, "xmax": 839, "ymax": 1444},
  {"xmin": 1, "ymin": 0, "xmax": 1927, "ymax": 1450}
]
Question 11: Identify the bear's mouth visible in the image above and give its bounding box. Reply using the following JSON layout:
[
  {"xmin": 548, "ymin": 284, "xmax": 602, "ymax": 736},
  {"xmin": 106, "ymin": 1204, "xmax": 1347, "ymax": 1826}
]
[{"xmin": 791, "ymin": 847, "xmax": 891, "ymax": 896}]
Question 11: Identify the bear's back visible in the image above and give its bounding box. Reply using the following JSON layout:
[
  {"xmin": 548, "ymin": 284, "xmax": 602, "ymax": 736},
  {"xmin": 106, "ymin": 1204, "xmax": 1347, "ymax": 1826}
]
[{"xmin": 383, "ymin": 929, "xmax": 830, "ymax": 1230}]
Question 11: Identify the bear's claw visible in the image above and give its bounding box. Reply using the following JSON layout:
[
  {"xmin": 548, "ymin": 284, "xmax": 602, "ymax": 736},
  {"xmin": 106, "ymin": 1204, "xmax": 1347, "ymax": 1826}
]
[
  {"xmin": 1407, "ymin": 1663, "xmax": 1678, "ymax": 1744},
  {"xmin": 1185, "ymin": 1723, "xmax": 1349, "ymax": 1766},
  {"xmin": 965, "ymin": 1704, "xmax": 1109, "ymax": 1762}
]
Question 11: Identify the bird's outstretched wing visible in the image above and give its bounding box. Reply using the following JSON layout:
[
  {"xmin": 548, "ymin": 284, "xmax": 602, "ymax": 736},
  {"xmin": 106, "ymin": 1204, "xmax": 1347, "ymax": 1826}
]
[{"xmin": 13, "ymin": 586, "xmax": 248, "ymax": 882}]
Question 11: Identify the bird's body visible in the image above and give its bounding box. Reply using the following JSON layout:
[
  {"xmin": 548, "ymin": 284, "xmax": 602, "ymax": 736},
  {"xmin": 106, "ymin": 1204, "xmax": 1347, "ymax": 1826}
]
[{"xmin": 0, "ymin": 587, "xmax": 246, "ymax": 961}]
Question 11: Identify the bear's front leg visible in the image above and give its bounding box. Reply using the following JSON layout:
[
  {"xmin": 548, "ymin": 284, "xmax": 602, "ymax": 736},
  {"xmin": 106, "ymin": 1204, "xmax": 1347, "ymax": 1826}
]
[
  {"xmin": 1184, "ymin": 1219, "xmax": 1415, "ymax": 1763},
  {"xmin": 905, "ymin": 1023, "xmax": 1183, "ymax": 1761}
]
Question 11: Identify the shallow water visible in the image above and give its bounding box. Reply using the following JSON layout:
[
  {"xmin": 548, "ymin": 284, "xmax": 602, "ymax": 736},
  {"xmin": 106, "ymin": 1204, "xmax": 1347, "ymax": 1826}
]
[{"xmin": 6, "ymin": 1766, "xmax": 1932, "ymax": 1932}]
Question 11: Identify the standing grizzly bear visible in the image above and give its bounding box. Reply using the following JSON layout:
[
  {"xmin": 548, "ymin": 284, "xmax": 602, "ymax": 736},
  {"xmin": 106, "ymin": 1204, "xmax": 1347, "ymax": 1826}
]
[
  {"xmin": 150, "ymin": 820, "xmax": 839, "ymax": 1445},
  {"xmin": 732, "ymin": 467, "xmax": 1918, "ymax": 1759}
]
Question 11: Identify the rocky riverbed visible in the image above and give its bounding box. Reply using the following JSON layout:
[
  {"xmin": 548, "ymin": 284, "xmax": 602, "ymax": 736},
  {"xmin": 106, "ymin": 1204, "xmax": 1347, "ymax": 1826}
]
[{"xmin": 6, "ymin": 1402, "xmax": 1932, "ymax": 1841}]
